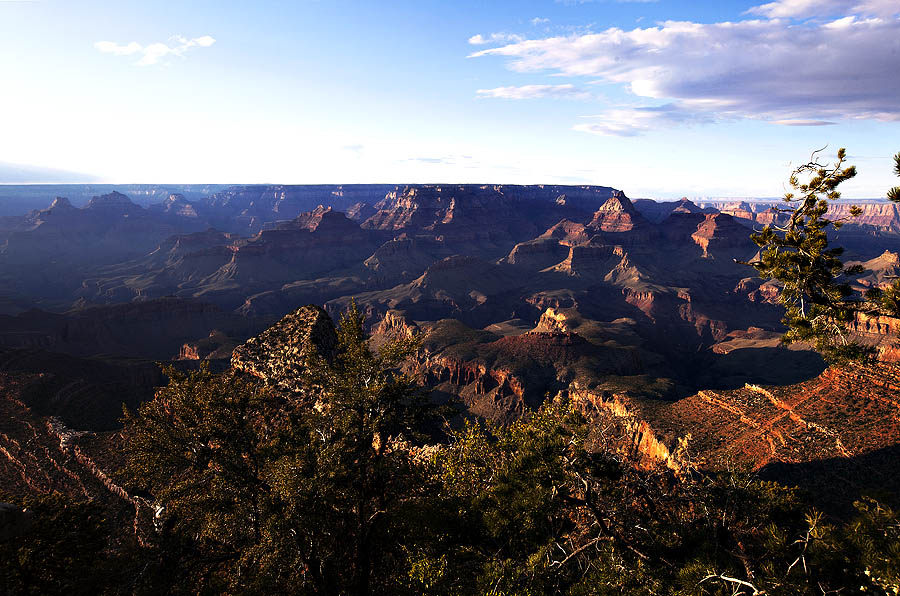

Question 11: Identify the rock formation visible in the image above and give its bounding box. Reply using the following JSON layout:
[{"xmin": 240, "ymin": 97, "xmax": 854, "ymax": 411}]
[
  {"xmin": 587, "ymin": 191, "xmax": 648, "ymax": 233},
  {"xmin": 231, "ymin": 305, "xmax": 337, "ymax": 393}
]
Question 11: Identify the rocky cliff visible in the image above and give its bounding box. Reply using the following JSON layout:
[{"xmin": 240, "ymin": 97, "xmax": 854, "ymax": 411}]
[
  {"xmin": 563, "ymin": 360, "xmax": 900, "ymax": 510},
  {"xmin": 199, "ymin": 184, "xmax": 396, "ymax": 233},
  {"xmin": 695, "ymin": 199, "xmax": 900, "ymax": 236},
  {"xmin": 231, "ymin": 305, "xmax": 337, "ymax": 393},
  {"xmin": 0, "ymin": 298, "xmax": 256, "ymax": 361},
  {"xmin": 360, "ymin": 184, "xmax": 618, "ymax": 258}
]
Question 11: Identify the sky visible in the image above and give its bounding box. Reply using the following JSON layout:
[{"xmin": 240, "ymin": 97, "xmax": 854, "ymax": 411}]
[{"xmin": 0, "ymin": 0, "xmax": 898, "ymax": 198}]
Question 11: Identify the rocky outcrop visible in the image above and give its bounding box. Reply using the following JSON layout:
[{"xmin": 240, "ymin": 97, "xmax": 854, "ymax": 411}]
[
  {"xmin": 415, "ymin": 352, "xmax": 530, "ymax": 422},
  {"xmin": 207, "ymin": 209, "xmax": 379, "ymax": 287},
  {"xmin": 587, "ymin": 191, "xmax": 647, "ymax": 233},
  {"xmin": 845, "ymin": 311, "xmax": 900, "ymax": 361},
  {"xmin": 372, "ymin": 310, "xmax": 419, "ymax": 340},
  {"xmin": 363, "ymin": 236, "xmax": 443, "ymax": 280},
  {"xmin": 540, "ymin": 220, "xmax": 593, "ymax": 246},
  {"xmin": 231, "ymin": 305, "xmax": 337, "ymax": 393},
  {"xmin": 533, "ymin": 307, "xmax": 574, "ymax": 333},
  {"xmin": 570, "ymin": 388, "xmax": 687, "ymax": 472},
  {"xmin": 850, "ymin": 250, "xmax": 900, "ymax": 289},
  {"xmin": 534, "ymin": 192, "xmax": 653, "ymax": 253},
  {"xmin": 84, "ymin": 191, "xmax": 143, "ymax": 213},
  {"xmin": 345, "ymin": 201, "xmax": 377, "ymax": 222},
  {"xmin": 733, "ymin": 277, "xmax": 780, "ymax": 304},
  {"xmin": 47, "ymin": 196, "xmax": 76, "ymax": 212},
  {"xmin": 690, "ymin": 213, "xmax": 753, "ymax": 258},
  {"xmin": 549, "ymin": 243, "xmax": 629, "ymax": 278},
  {"xmin": 503, "ymin": 238, "xmax": 570, "ymax": 270},
  {"xmin": 178, "ymin": 330, "xmax": 237, "ymax": 360}
]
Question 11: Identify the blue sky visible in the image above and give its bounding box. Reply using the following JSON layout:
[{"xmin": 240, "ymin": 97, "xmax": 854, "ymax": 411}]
[{"xmin": 0, "ymin": 0, "xmax": 898, "ymax": 198}]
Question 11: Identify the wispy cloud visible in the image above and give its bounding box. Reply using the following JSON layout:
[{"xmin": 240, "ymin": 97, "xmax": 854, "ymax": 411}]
[
  {"xmin": 477, "ymin": 84, "xmax": 589, "ymax": 100},
  {"xmin": 531, "ymin": 17, "xmax": 550, "ymax": 26},
  {"xmin": 470, "ymin": 2, "xmax": 900, "ymax": 134},
  {"xmin": 94, "ymin": 35, "xmax": 215, "ymax": 66},
  {"xmin": 573, "ymin": 104, "xmax": 713, "ymax": 136},
  {"xmin": 468, "ymin": 32, "xmax": 524, "ymax": 45},
  {"xmin": 746, "ymin": 0, "xmax": 898, "ymax": 18},
  {"xmin": 771, "ymin": 119, "xmax": 837, "ymax": 126}
]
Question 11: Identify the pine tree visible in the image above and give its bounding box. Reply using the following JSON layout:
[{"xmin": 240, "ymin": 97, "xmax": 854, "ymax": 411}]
[
  {"xmin": 120, "ymin": 302, "xmax": 432, "ymax": 595},
  {"xmin": 862, "ymin": 152, "xmax": 900, "ymax": 316},
  {"xmin": 887, "ymin": 152, "xmax": 900, "ymax": 203},
  {"xmin": 747, "ymin": 148, "xmax": 900, "ymax": 363},
  {"xmin": 747, "ymin": 148, "xmax": 870, "ymax": 363}
]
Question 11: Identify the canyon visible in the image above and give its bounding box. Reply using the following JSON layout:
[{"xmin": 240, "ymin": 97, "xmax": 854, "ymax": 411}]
[{"xmin": 1, "ymin": 183, "xmax": 899, "ymax": 518}]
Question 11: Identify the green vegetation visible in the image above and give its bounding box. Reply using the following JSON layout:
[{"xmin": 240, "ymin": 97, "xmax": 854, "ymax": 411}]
[
  {"xmin": 887, "ymin": 152, "xmax": 900, "ymax": 204},
  {"xmin": 421, "ymin": 404, "xmax": 900, "ymax": 595},
  {"xmin": 0, "ymin": 492, "xmax": 110, "ymax": 595},
  {"xmin": 119, "ymin": 302, "xmax": 431, "ymax": 594},
  {"xmin": 3, "ymin": 301, "xmax": 899, "ymax": 594},
  {"xmin": 748, "ymin": 148, "xmax": 900, "ymax": 363},
  {"xmin": 115, "ymin": 301, "xmax": 900, "ymax": 594}
]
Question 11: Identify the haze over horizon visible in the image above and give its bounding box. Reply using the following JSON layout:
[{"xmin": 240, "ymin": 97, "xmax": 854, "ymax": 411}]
[{"xmin": 1, "ymin": 0, "xmax": 898, "ymax": 198}]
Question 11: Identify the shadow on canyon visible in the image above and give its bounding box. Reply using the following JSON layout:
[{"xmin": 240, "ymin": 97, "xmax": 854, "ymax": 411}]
[
  {"xmin": 692, "ymin": 346, "xmax": 827, "ymax": 393},
  {"xmin": 760, "ymin": 443, "xmax": 900, "ymax": 519}
]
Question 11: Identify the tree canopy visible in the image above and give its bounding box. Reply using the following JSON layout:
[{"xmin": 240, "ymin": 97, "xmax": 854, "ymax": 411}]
[
  {"xmin": 108, "ymin": 301, "xmax": 900, "ymax": 595},
  {"xmin": 120, "ymin": 302, "xmax": 432, "ymax": 595}
]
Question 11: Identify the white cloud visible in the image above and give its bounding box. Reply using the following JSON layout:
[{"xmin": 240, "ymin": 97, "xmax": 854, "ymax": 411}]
[
  {"xmin": 93, "ymin": 41, "xmax": 142, "ymax": 56},
  {"xmin": 531, "ymin": 17, "xmax": 550, "ymax": 26},
  {"xmin": 573, "ymin": 104, "xmax": 713, "ymax": 136},
  {"xmin": 477, "ymin": 84, "xmax": 589, "ymax": 100},
  {"xmin": 470, "ymin": 10, "xmax": 900, "ymax": 133},
  {"xmin": 772, "ymin": 119, "xmax": 838, "ymax": 126},
  {"xmin": 94, "ymin": 35, "xmax": 216, "ymax": 66},
  {"xmin": 468, "ymin": 32, "xmax": 525, "ymax": 45},
  {"xmin": 746, "ymin": 0, "xmax": 898, "ymax": 18}
]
